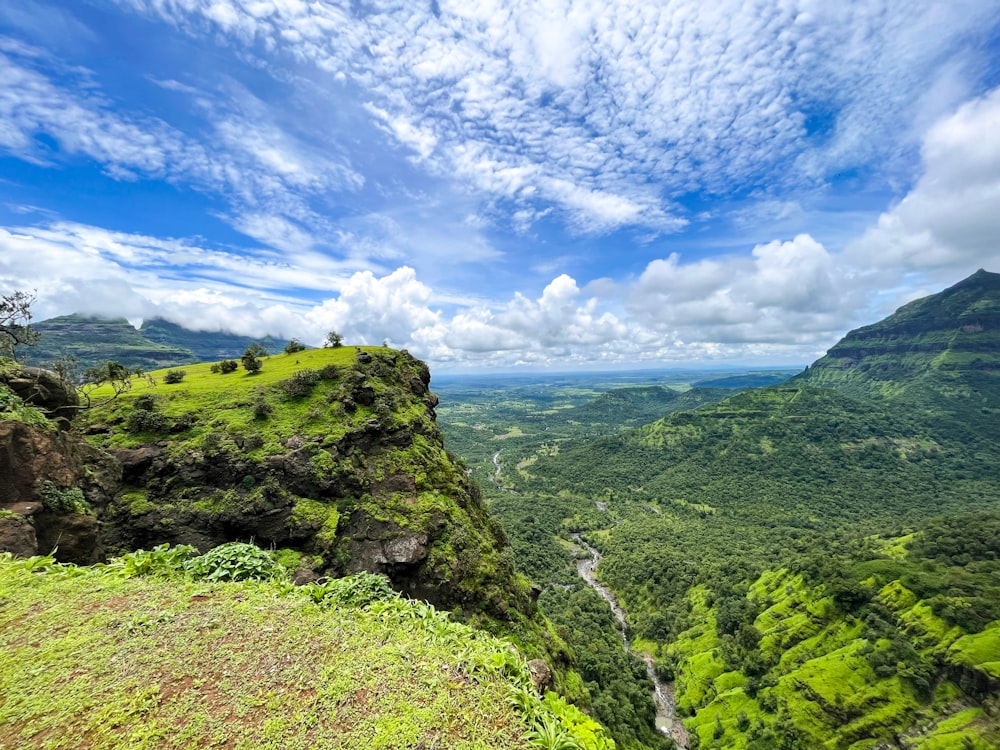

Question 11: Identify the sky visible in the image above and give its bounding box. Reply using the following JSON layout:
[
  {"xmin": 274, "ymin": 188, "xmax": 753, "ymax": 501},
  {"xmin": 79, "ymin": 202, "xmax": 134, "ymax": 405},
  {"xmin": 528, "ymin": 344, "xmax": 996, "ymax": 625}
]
[{"xmin": 1, "ymin": 1, "xmax": 1000, "ymax": 371}]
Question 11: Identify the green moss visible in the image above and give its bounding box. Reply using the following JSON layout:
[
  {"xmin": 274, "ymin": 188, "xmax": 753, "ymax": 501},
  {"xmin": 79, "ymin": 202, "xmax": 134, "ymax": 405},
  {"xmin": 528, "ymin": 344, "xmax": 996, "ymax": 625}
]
[
  {"xmin": 949, "ymin": 622, "xmax": 1000, "ymax": 678},
  {"xmin": 121, "ymin": 490, "xmax": 154, "ymax": 515}
]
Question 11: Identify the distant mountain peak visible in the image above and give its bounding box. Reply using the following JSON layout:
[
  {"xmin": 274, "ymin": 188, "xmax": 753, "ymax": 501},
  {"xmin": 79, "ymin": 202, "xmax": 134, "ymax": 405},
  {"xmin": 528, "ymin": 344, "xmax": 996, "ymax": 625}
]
[{"xmin": 796, "ymin": 269, "xmax": 1000, "ymax": 418}]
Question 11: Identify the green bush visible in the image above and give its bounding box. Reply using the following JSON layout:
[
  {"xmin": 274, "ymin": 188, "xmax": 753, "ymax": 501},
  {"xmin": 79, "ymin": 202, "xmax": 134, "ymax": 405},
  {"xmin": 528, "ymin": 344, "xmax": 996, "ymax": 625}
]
[
  {"xmin": 126, "ymin": 408, "xmax": 170, "ymax": 433},
  {"xmin": 276, "ymin": 369, "xmax": 320, "ymax": 398},
  {"xmin": 113, "ymin": 543, "xmax": 199, "ymax": 577},
  {"xmin": 39, "ymin": 482, "xmax": 91, "ymax": 515},
  {"xmin": 306, "ymin": 573, "xmax": 397, "ymax": 608},
  {"xmin": 163, "ymin": 369, "xmax": 187, "ymax": 384},
  {"xmin": 184, "ymin": 542, "xmax": 285, "ymax": 582}
]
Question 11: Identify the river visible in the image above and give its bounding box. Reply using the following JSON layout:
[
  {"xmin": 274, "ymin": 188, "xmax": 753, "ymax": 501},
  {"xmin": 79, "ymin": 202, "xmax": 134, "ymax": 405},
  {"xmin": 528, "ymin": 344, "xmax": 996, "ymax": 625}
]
[{"xmin": 573, "ymin": 535, "xmax": 689, "ymax": 749}]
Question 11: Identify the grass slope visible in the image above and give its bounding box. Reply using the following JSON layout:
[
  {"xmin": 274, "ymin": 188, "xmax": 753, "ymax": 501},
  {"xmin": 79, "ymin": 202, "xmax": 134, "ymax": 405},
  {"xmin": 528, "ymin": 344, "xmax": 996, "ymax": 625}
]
[{"xmin": 0, "ymin": 554, "xmax": 614, "ymax": 750}]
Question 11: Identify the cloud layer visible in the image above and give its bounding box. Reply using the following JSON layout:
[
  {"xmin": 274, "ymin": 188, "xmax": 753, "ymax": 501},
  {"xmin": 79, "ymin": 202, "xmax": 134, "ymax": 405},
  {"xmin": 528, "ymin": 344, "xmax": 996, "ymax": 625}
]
[{"xmin": 1, "ymin": 2, "xmax": 999, "ymax": 368}]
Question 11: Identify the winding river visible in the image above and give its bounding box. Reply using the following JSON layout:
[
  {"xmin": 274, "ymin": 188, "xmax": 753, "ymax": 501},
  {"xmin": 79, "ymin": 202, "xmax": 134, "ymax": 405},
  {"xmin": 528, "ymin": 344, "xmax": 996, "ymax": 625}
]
[{"xmin": 573, "ymin": 535, "xmax": 689, "ymax": 749}]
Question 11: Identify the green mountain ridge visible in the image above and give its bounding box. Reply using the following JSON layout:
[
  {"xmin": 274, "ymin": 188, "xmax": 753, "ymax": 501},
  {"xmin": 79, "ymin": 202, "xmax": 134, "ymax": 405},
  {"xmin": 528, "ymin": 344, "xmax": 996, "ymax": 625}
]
[
  {"xmin": 24, "ymin": 314, "xmax": 291, "ymax": 374},
  {"xmin": 460, "ymin": 270, "xmax": 1000, "ymax": 749},
  {"xmin": 797, "ymin": 269, "xmax": 1000, "ymax": 412}
]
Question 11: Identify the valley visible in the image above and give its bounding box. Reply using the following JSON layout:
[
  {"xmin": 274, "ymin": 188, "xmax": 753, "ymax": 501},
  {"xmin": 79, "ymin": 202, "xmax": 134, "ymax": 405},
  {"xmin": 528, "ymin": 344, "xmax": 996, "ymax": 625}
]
[
  {"xmin": 1, "ymin": 270, "xmax": 999, "ymax": 749},
  {"xmin": 435, "ymin": 271, "xmax": 1000, "ymax": 749}
]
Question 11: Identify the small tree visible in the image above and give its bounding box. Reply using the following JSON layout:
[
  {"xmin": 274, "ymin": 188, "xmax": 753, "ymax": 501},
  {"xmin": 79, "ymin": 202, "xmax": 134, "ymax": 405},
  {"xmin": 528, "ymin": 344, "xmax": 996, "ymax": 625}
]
[
  {"xmin": 78, "ymin": 360, "xmax": 134, "ymax": 409},
  {"xmin": 163, "ymin": 369, "xmax": 186, "ymax": 384},
  {"xmin": 324, "ymin": 331, "xmax": 344, "ymax": 348},
  {"xmin": 0, "ymin": 290, "xmax": 40, "ymax": 360},
  {"xmin": 284, "ymin": 338, "xmax": 306, "ymax": 354},
  {"xmin": 242, "ymin": 343, "xmax": 267, "ymax": 374}
]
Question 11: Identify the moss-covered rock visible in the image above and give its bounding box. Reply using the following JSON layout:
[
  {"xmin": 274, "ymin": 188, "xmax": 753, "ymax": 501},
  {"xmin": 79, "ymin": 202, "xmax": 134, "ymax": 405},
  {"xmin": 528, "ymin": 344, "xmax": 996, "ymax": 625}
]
[{"xmin": 76, "ymin": 346, "xmax": 535, "ymax": 621}]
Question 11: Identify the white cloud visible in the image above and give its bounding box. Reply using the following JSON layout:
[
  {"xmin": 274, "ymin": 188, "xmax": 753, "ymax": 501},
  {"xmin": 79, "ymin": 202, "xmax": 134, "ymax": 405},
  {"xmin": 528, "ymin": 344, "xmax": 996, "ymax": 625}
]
[
  {"xmin": 305, "ymin": 267, "xmax": 440, "ymax": 346},
  {"xmin": 847, "ymin": 86, "xmax": 1000, "ymax": 281},
  {"xmin": 110, "ymin": 0, "xmax": 1000, "ymax": 236}
]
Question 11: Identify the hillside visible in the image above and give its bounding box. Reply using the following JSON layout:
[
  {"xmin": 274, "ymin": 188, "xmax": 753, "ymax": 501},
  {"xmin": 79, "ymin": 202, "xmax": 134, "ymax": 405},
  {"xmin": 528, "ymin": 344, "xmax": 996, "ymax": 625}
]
[
  {"xmin": 797, "ymin": 269, "xmax": 1000, "ymax": 434},
  {"xmin": 448, "ymin": 271, "xmax": 1000, "ymax": 749},
  {"xmin": 0, "ymin": 552, "xmax": 614, "ymax": 750}
]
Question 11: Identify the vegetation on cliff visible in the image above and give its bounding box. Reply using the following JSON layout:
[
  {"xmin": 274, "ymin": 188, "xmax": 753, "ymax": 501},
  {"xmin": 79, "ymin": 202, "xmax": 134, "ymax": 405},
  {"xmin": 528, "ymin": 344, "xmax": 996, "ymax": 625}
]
[{"xmin": 69, "ymin": 345, "xmax": 538, "ymax": 627}]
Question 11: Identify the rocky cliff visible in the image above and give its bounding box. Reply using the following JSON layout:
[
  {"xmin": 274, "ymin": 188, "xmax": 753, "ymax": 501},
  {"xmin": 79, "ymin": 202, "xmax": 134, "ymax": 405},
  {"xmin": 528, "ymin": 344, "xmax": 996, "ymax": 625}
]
[
  {"xmin": 0, "ymin": 347, "xmax": 536, "ymax": 623},
  {"xmin": 798, "ymin": 269, "xmax": 1000, "ymax": 400}
]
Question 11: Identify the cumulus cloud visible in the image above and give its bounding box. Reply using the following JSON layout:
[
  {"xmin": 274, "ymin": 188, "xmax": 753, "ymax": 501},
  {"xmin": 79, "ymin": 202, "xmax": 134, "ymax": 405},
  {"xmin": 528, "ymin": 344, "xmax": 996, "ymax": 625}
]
[{"xmin": 846, "ymin": 86, "xmax": 1000, "ymax": 281}]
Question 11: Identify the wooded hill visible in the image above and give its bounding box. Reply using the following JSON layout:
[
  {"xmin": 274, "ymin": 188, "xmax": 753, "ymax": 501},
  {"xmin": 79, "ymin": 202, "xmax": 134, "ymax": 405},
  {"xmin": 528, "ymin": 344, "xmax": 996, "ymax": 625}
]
[{"xmin": 444, "ymin": 270, "xmax": 1000, "ymax": 749}]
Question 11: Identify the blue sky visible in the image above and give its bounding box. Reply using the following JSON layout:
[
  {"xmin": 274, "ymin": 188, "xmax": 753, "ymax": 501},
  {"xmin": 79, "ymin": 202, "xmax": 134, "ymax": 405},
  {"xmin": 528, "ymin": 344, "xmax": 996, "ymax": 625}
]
[{"xmin": 2, "ymin": 0, "xmax": 1000, "ymax": 370}]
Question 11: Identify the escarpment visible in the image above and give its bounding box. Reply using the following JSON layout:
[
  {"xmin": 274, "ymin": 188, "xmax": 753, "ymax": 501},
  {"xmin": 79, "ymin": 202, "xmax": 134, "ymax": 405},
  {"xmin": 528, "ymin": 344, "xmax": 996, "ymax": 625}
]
[{"xmin": 1, "ymin": 348, "xmax": 534, "ymax": 621}]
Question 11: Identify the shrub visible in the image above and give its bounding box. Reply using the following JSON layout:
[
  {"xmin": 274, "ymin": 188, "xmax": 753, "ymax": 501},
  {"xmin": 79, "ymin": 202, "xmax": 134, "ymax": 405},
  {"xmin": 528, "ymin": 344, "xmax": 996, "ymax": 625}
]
[
  {"xmin": 40, "ymin": 481, "xmax": 91, "ymax": 514},
  {"xmin": 306, "ymin": 573, "xmax": 397, "ymax": 608},
  {"xmin": 242, "ymin": 344, "xmax": 267, "ymax": 374},
  {"xmin": 126, "ymin": 409, "xmax": 170, "ymax": 433},
  {"xmin": 284, "ymin": 338, "xmax": 306, "ymax": 354},
  {"xmin": 163, "ymin": 369, "xmax": 187, "ymax": 384},
  {"xmin": 113, "ymin": 543, "xmax": 199, "ymax": 577},
  {"xmin": 217, "ymin": 359, "xmax": 238, "ymax": 374},
  {"xmin": 133, "ymin": 393, "xmax": 156, "ymax": 411},
  {"xmin": 184, "ymin": 542, "xmax": 285, "ymax": 582},
  {"xmin": 318, "ymin": 364, "xmax": 340, "ymax": 381},
  {"xmin": 252, "ymin": 395, "xmax": 272, "ymax": 419},
  {"xmin": 276, "ymin": 369, "xmax": 320, "ymax": 398}
]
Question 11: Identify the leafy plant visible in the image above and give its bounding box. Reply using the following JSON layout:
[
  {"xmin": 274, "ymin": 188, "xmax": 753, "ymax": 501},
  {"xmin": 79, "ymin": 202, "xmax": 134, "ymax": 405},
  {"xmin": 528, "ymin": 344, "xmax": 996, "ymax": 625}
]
[
  {"xmin": 184, "ymin": 542, "xmax": 285, "ymax": 582},
  {"xmin": 39, "ymin": 481, "xmax": 91, "ymax": 515},
  {"xmin": 111, "ymin": 543, "xmax": 199, "ymax": 578},
  {"xmin": 163, "ymin": 369, "xmax": 187, "ymax": 384},
  {"xmin": 306, "ymin": 573, "xmax": 398, "ymax": 608}
]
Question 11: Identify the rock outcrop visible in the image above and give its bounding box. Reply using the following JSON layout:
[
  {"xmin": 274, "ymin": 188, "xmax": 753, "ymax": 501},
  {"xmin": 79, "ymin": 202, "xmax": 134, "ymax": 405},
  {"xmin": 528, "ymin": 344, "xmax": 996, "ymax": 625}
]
[
  {"xmin": 63, "ymin": 347, "xmax": 534, "ymax": 620},
  {"xmin": 1, "ymin": 366, "xmax": 79, "ymax": 428},
  {"xmin": 0, "ymin": 418, "xmax": 116, "ymax": 563}
]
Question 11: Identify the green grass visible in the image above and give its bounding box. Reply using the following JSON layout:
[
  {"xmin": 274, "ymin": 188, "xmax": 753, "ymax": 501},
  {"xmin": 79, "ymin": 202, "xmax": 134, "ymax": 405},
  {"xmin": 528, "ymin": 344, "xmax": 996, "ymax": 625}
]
[
  {"xmin": 0, "ymin": 555, "xmax": 614, "ymax": 750},
  {"xmin": 81, "ymin": 347, "xmax": 370, "ymax": 453},
  {"xmin": 949, "ymin": 623, "xmax": 1000, "ymax": 678}
]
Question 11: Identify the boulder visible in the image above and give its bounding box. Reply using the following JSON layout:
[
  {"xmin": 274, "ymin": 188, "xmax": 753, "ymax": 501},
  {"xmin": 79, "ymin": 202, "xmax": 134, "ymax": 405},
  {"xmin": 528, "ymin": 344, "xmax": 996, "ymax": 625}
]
[
  {"xmin": 2, "ymin": 366, "xmax": 79, "ymax": 428},
  {"xmin": 0, "ymin": 512, "xmax": 38, "ymax": 557}
]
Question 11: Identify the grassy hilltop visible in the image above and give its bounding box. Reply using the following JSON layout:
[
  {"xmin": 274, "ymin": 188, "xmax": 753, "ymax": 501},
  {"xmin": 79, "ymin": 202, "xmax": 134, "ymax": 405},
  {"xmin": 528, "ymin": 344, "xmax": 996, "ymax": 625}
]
[{"xmin": 77, "ymin": 345, "xmax": 539, "ymax": 624}]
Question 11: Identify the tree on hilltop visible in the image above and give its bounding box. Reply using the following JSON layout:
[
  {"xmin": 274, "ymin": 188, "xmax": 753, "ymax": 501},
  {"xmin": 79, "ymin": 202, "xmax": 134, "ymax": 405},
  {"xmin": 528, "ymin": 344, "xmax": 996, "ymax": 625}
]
[
  {"xmin": 324, "ymin": 331, "xmax": 344, "ymax": 348},
  {"xmin": 284, "ymin": 338, "xmax": 306, "ymax": 354}
]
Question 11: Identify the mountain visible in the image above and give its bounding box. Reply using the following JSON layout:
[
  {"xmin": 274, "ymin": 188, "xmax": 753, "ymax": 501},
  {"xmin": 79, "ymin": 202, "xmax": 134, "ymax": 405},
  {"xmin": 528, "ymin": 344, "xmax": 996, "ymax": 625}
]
[
  {"xmin": 27, "ymin": 314, "xmax": 199, "ymax": 373},
  {"xmin": 691, "ymin": 371, "xmax": 796, "ymax": 389},
  {"xmin": 796, "ymin": 269, "xmax": 1000, "ymax": 421},
  {"xmin": 25, "ymin": 314, "xmax": 292, "ymax": 374},
  {"xmin": 139, "ymin": 317, "xmax": 290, "ymax": 362}
]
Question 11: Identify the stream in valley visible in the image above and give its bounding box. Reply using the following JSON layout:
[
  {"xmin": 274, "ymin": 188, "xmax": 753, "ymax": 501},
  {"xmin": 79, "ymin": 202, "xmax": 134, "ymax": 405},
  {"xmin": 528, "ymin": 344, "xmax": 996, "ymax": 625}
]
[{"xmin": 573, "ymin": 535, "xmax": 689, "ymax": 749}]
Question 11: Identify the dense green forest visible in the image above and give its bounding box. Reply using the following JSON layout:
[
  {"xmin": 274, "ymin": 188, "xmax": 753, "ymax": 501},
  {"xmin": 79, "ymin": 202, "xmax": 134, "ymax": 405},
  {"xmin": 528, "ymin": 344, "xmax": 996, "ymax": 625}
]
[{"xmin": 435, "ymin": 272, "xmax": 1000, "ymax": 749}]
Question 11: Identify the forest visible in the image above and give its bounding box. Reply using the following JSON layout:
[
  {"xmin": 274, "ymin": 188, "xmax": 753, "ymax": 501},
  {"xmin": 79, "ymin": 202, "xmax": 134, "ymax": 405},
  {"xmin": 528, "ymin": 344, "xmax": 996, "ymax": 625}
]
[{"xmin": 435, "ymin": 324, "xmax": 1000, "ymax": 750}]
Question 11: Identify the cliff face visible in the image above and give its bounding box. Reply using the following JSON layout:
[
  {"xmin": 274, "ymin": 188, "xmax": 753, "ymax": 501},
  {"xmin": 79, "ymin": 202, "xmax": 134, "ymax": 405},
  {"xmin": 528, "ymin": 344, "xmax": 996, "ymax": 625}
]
[
  {"xmin": 798, "ymin": 269, "xmax": 1000, "ymax": 400},
  {"xmin": 0, "ymin": 418, "xmax": 118, "ymax": 563},
  {"xmin": 28, "ymin": 346, "xmax": 535, "ymax": 621}
]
